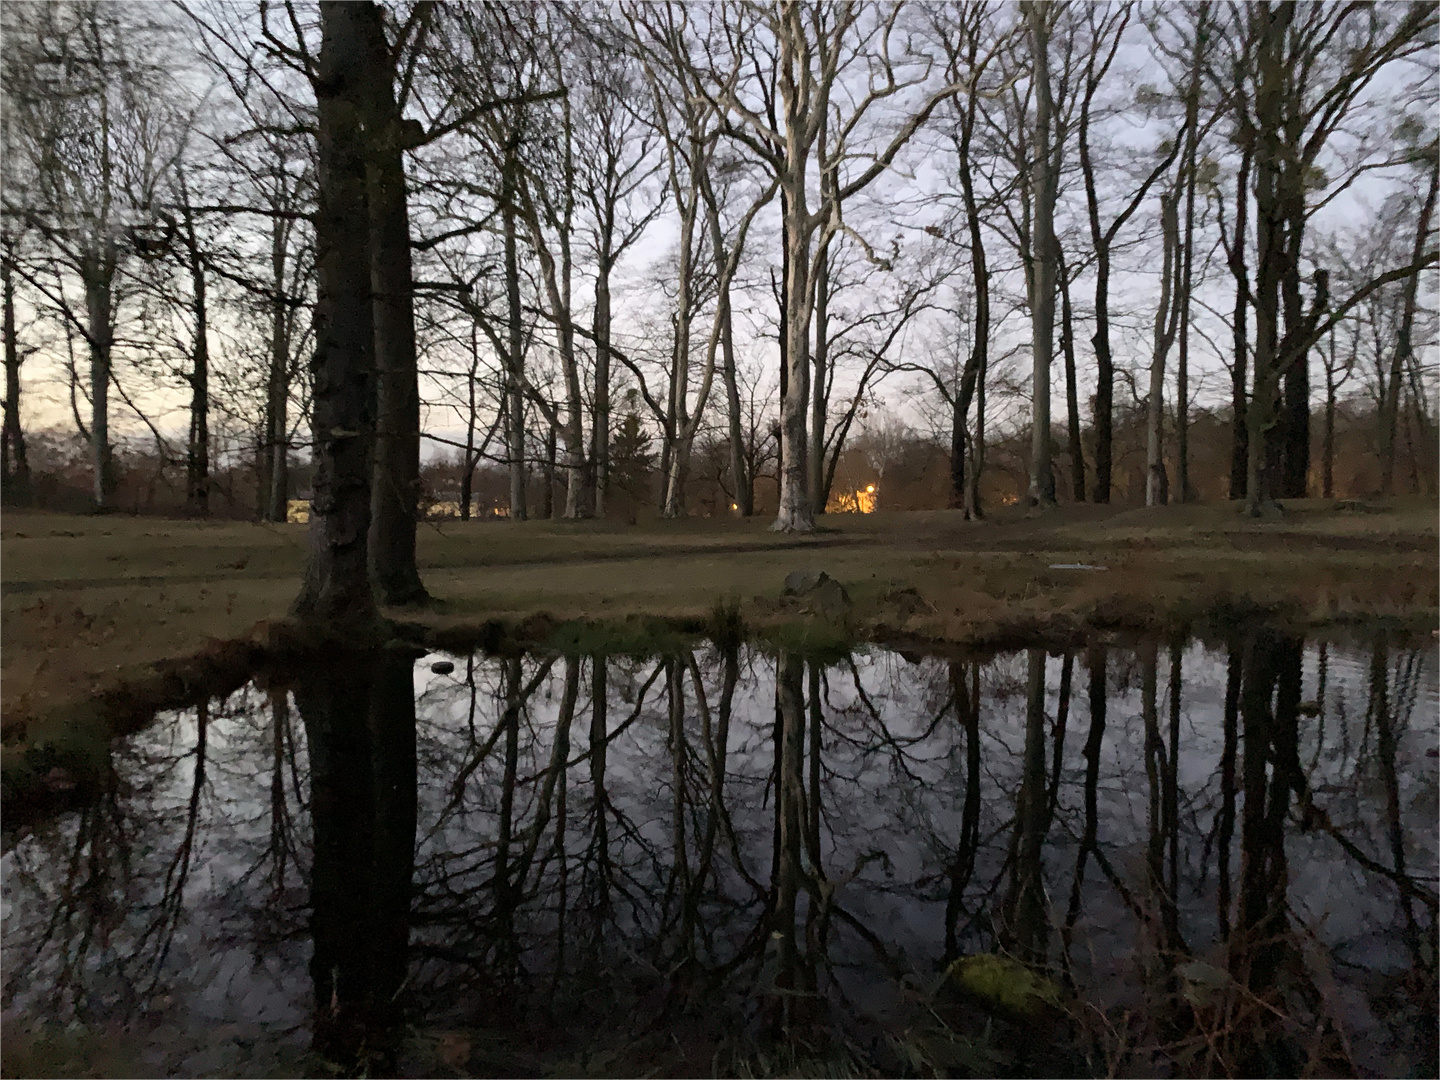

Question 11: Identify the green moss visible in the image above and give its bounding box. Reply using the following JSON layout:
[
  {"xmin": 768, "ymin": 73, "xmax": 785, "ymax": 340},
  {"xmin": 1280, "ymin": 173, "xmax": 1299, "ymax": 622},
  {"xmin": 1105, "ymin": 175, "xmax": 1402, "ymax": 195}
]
[{"xmin": 944, "ymin": 953, "xmax": 1062, "ymax": 1017}]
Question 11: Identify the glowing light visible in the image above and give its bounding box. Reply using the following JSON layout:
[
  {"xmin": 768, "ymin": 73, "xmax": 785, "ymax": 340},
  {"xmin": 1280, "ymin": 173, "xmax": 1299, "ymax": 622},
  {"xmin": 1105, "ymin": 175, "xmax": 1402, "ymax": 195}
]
[
  {"xmin": 731, "ymin": 503, "xmax": 738, "ymax": 511},
  {"xmin": 825, "ymin": 487, "xmax": 877, "ymax": 514}
]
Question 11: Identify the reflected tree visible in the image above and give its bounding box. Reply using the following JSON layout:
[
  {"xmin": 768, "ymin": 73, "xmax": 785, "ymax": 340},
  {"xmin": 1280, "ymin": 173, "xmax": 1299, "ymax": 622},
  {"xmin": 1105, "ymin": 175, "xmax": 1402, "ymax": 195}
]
[{"xmin": 294, "ymin": 649, "xmax": 417, "ymax": 1073}]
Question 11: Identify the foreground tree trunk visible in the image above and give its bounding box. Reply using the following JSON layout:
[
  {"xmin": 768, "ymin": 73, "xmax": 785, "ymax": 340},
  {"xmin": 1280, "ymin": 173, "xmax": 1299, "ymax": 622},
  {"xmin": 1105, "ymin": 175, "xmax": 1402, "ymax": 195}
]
[
  {"xmin": 178, "ymin": 180, "xmax": 210, "ymax": 517},
  {"xmin": 1025, "ymin": 2, "xmax": 1058, "ymax": 509},
  {"xmin": 358, "ymin": 1, "xmax": 429, "ymax": 606},
  {"xmin": 592, "ymin": 257, "xmax": 613, "ymax": 518},
  {"xmin": 1229, "ymin": 146, "xmax": 1252, "ymax": 501},
  {"xmin": 1147, "ymin": 184, "xmax": 1182, "ymax": 507},
  {"xmin": 1243, "ymin": 3, "xmax": 1290, "ymax": 516},
  {"xmin": 503, "ymin": 147, "xmax": 528, "ymax": 521},
  {"xmin": 1059, "ymin": 256, "xmax": 1085, "ymax": 502},
  {"xmin": 292, "ymin": 0, "xmax": 379, "ymax": 627},
  {"xmin": 82, "ymin": 241, "xmax": 117, "ymax": 511},
  {"xmin": 264, "ymin": 213, "xmax": 291, "ymax": 523},
  {"xmin": 2, "ymin": 241, "xmax": 31, "ymax": 504}
]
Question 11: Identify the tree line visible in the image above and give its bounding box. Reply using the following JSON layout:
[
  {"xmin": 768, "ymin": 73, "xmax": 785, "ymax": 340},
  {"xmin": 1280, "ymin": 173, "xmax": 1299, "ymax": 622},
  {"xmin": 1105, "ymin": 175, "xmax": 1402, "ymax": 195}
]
[{"xmin": 2, "ymin": 1, "xmax": 1435, "ymax": 616}]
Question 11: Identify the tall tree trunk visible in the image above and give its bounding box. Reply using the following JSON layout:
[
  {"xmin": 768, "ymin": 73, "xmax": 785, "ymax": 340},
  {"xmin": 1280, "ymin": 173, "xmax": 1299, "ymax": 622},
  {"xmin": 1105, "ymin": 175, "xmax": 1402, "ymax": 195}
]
[
  {"xmin": 809, "ymin": 117, "xmax": 832, "ymax": 514},
  {"xmin": 292, "ymin": 0, "xmax": 379, "ymax": 627},
  {"xmin": 720, "ymin": 283, "xmax": 749, "ymax": 516},
  {"xmin": 1244, "ymin": 3, "xmax": 1289, "ymax": 516},
  {"xmin": 662, "ymin": 173, "xmax": 699, "ymax": 519},
  {"xmin": 185, "ymin": 243, "xmax": 209, "ymax": 516},
  {"xmin": 1080, "ymin": 92, "xmax": 1113, "ymax": 505},
  {"xmin": 1147, "ymin": 184, "xmax": 1182, "ymax": 507},
  {"xmin": 1175, "ymin": 12, "xmax": 1205, "ymax": 504},
  {"xmin": 1321, "ymin": 326, "xmax": 1337, "ymax": 499},
  {"xmin": 358, "ymin": 1, "xmax": 428, "ymax": 606},
  {"xmin": 1059, "ymin": 257, "xmax": 1085, "ymax": 501},
  {"xmin": 1026, "ymin": 3, "xmax": 1058, "ymax": 510},
  {"xmin": 460, "ymin": 322, "xmax": 478, "ymax": 520},
  {"xmin": 503, "ymin": 149, "xmax": 527, "ymax": 522},
  {"xmin": 179, "ymin": 180, "xmax": 210, "ymax": 518},
  {"xmin": 592, "ymin": 255, "xmax": 612, "ymax": 518},
  {"xmin": 83, "ymin": 242, "xmax": 116, "ymax": 511},
  {"xmin": 542, "ymin": 423, "xmax": 557, "ymax": 520},
  {"xmin": 265, "ymin": 213, "xmax": 291, "ymax": 522},
  {"xmin": 703, "ymin": 175, "xmax": 751, "ymax": 516},
  {"xmin": 2, "ymin": 241, "xmax": 31, "ymax": 504},
  {"xmin": 1229, "ymin": 146, "xmax": 1252, "ymax": 500},
  {"xmin": 809, "ymin": 236, "xmax": 829, "ymax": 514},
  {"xmin": 773, "ymin": 169, "xmax": 814, "ymax": 531},
  {"xmin": 1279, "ymin": 229, "xmax": 1310, "ymax": 500},
  {"xmin": 1380, "ymin": 152, "xmax": 1439, "ymax": 493},
  {"xmin": 951, "ymin": 56, "xmax": 989, "ymax": 518}
]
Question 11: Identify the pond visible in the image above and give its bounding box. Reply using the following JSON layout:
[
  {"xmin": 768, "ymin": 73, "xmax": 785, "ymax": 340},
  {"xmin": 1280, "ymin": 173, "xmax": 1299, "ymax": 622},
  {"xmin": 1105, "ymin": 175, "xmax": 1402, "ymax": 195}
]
[{"xmin": 2, "ymin": 631, "xmax": 1436, "ymax": 1078}]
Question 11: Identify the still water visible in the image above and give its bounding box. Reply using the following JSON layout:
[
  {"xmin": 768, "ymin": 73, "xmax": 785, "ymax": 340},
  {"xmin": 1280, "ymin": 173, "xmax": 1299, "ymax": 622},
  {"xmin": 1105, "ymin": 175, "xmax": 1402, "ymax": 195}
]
[{"xmin": 2, "ymin": 633, "xmax": 1436, "ymax": 1078}]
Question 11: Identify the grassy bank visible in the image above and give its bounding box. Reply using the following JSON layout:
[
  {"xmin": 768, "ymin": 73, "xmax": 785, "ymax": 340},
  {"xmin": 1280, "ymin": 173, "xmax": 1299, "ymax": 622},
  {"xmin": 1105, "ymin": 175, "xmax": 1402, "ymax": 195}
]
[{"xmin": 3, "ymin": 497, "xmax": 1435, "ymax": 746}]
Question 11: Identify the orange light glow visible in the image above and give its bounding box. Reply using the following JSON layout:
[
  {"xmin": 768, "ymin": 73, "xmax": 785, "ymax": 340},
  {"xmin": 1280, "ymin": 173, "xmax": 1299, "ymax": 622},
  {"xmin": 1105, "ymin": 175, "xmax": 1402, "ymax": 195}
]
[{"xmin": 825, "ymin": 487, "xmax": 877, "ymax": 514}]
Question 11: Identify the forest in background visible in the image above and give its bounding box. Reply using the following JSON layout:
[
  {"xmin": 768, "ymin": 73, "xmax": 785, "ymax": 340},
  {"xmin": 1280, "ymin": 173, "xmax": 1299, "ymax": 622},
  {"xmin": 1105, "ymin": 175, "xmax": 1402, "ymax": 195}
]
[{"xmin": 2, "ymin": 1, "xmax": 1436, "ymax": 530}]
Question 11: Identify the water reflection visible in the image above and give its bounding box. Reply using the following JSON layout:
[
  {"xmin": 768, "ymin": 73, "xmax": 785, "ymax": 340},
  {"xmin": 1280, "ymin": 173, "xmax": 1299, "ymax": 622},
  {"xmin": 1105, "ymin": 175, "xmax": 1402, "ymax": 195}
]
[{"xmin": 2, "ymin": 633, "xmax": 1436, "ymax": 1077}]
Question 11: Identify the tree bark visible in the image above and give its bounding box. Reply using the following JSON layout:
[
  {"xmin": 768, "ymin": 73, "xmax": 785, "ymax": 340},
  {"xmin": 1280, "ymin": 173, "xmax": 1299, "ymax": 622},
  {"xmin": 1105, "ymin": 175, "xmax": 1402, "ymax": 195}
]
[
  {"xmin": 357, "ymin": 1, "xmax": 428, "ymax": 605},
  {"xmin": 1175, "ymin": 10, "xmax": 1205, "ymax": 504},
  {"xmin": 184, "ymin": 243, "xmax": 209, "ymax": 516},
  {"xmin": 661, "ymin": 150, "xmax": 700, "ymax": 519},
  {"xmin": 958, "ymin": 85, "xmax": 990, "ymax": 520},
  {"xmin": 1380, "ymin": 152, "xmax": 1439, "ymax": 493},
  {"xmin": 1243, "ymin": 2, "xmax": 1290, "ymax": 516},
  {"xmin": 1229, "ymin": 146, "xmax": 1252, "ymax": 500},
  {"xmin": 1026, "ymin": 3, "xmax": 1058, "ymax": 510},
  {"xmin": 1060, "ymin": 256, "xmax": 1085, "ymax": 502},
  {"xmin": 264, "ymin": 213, "xmax": 291, "ymax": 522},
  {"xmin": 592, "ymin": 256, "xmax": 612, "ymax": 518},
  {"xmin": 1321, "ymin": 327, "xmax": 1337, "ymax": 499},
  {"xmin": 82, "ymin": 241, "xmax": 117, "ymax": 511},
  {"xmin": 179, "ymin": 183, "xmax": 210, "ymax": 518},
  {"xmin": 1147, "ymin": 184, "xmax": 1182, "ymax": 507},
  {"xmin": 2, "ymin": 241, "xmax": 31, "ymax": 504},
  {"xmin": 503, "ymin": 146, "xmax": 528, "ymax": 521},
  {"xmin": 292, "ymin": 0, "xmax": 379, "ymax": 627}
]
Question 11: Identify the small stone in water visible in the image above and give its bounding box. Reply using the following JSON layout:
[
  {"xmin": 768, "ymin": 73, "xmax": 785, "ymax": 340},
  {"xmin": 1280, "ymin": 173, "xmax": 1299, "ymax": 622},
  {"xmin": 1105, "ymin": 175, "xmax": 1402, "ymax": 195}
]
[{"xmin": 430, "ymin": 660, "xmax": 455, "ymax": 675}]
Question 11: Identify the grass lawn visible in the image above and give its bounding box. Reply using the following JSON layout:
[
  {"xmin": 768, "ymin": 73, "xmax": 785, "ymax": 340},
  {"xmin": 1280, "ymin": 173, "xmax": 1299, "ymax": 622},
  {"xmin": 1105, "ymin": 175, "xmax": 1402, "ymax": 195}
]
[{"xmin": 2, "ymin": 497, "xmax": 1436, "ymax": 738}]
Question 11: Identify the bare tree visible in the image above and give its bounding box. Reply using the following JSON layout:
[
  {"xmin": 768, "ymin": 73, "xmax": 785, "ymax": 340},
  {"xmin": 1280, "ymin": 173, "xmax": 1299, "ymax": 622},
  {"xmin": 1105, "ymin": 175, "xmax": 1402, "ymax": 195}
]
[
  {"xmin": 1023, "ymin": 0, "xmax": 1062, "ymax": 509},
  {"xmin": 2, "ymin": 1, "xmax": 192, "ymax": 510},
  {"xmin": 292, "ymin": 0, "xmax": 380, "ymax": 626}
]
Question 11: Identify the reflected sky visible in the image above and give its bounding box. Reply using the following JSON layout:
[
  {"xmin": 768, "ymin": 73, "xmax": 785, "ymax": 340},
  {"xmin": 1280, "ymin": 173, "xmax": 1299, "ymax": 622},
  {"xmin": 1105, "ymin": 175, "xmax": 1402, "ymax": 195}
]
[{"xmin": 3, "ymin": 634, "xmax": 1436, "ymax": 1077}]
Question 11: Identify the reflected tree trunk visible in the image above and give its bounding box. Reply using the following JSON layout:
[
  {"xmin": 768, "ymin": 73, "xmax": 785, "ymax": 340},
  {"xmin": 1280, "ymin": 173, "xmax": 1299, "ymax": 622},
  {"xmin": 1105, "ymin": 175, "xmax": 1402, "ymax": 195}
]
[
  {"xmin": 295, "ymin": 649, "xmax": 416, "ymax": 1073},
  {"xmin": 495, "ymin": 655, "xmax": 522, "ymax": 980},
  {"xmin": 770, "ymin": 651, "xmax": 815, "ymax": 1021},
  {"xmin": 1064, "ymin": 645, "xmax": 1107, "ymax": 970},
  {"xmin": 1002, "ymin": 648, "xmax": 1050, "ymax": 964},
  {"xmin": 946, "ymin": 661, "xmax": 983, "ymax": 963},
  {"xmin": 1369, "ymin": 638, "xmax": 1420, "ymax": 956},
  {"xmin": 1218, "ymin": 642, "xmax": 1242, "ymax": 940},
  {"xmin": 1234, "ymin": 629, "xmax": 1302, "ymax": 993}
]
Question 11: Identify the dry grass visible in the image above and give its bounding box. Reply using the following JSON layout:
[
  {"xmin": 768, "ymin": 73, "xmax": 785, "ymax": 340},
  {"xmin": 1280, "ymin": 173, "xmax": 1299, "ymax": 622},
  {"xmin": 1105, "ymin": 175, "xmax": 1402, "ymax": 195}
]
[{"xmin": 2, "ymin": 498, "xmax": 1435, "ymax": 740}]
